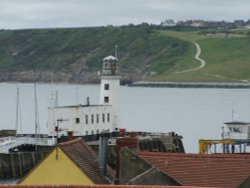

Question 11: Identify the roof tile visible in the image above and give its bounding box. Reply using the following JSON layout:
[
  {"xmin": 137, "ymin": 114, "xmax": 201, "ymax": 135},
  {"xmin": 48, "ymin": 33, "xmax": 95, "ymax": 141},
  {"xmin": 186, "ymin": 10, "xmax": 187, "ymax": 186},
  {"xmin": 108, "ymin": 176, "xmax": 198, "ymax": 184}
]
[
  {"xmin": 137, "ymin": 152, "xmax": 250, "ymax": 188},
  {"xmin": 0, "ymin": 185, "xmax": 210, "ymax": 188},
  {"xmin": 59, "ymin": 138, "xmax": 115, "ymax": 184}
]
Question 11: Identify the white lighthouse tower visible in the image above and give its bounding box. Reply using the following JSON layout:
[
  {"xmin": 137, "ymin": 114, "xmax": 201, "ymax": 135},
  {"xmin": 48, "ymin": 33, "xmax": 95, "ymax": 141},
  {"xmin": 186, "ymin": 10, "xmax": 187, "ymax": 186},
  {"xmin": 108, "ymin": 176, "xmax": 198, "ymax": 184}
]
[{"xmin": 100, "ymin": 55, "xmax": 121, "ymax": 131}]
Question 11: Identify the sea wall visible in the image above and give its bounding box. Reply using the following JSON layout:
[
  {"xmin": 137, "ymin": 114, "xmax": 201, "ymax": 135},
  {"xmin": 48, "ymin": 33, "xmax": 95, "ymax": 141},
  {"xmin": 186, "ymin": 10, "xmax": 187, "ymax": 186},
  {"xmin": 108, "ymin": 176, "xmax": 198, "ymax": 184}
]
[
  {"xmin": 0, "ymin": 151, "xmax": 49, "ymax": 179},
  {"xmin": 130, "ymin": 82, "xmax": 250, "ymax": 89}
]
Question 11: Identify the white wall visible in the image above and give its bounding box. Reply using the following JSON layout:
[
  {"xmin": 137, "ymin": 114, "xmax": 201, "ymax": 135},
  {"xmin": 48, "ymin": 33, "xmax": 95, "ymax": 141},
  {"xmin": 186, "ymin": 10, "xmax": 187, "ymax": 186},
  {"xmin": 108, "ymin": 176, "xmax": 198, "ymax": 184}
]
[
  {"xmin": 48, "ymin": 105, "xmax": 113, "ymax": 137},
  {"xmin": 100, "ymin": 75, "xmax": 121, "ymax": 130}
]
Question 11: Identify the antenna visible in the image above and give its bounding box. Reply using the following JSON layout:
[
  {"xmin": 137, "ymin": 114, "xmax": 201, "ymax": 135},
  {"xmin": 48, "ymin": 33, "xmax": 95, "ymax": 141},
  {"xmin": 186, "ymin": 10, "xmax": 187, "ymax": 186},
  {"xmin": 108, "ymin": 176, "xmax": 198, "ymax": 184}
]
[
  {"xmin": 232, "ymin": 108, "xmax": 235, "ymax": 121},
  {"xmin": 115, "ymin": 45, "xmax": 118, "ymax": 58},
  {"xmin": 231, "ymin": 108, "xmax": 239, "ymax": 121}
]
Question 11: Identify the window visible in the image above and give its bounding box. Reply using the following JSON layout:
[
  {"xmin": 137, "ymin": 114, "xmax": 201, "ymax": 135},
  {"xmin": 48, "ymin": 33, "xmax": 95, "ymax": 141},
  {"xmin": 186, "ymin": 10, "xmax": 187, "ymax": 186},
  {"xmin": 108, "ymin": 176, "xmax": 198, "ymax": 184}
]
[
  {"xmin": 107, "ymin": 113, "xmax": 110, "ymax": 122},
  {"xmin": 75, "ymin": 118, "xmax": 80, "ymax": 124},
  {"xmin": 85, "ymin": 115, "xmax": 88, "ymax": 124},
  {"xmin": 86, "ymin": 131, "xmax": 88, "ymax": 135},
  {"xmin": 104, "ymin": 84, "xmax": 109, "ymax": 90},
  {"xmin": 233, "ymin": 127, "xmax": 242, "ymax": 133},
  {"xmin": 96, "ymin": 114, "xmax": 99, "ymax": 123},
  {"xmin": 104, "ymin": 96, "xmax": 109, "ymax": 103},
  {"xmin": 91, "ymin": 114, "xmax": 94, "ymax": 123},
  {"xmin": 91, "ymin": 130, "xmax": 94, "ymax": 135},
  {"xmin": 102, "ymin": 113, "xmax": 105, "ymax": 122}
]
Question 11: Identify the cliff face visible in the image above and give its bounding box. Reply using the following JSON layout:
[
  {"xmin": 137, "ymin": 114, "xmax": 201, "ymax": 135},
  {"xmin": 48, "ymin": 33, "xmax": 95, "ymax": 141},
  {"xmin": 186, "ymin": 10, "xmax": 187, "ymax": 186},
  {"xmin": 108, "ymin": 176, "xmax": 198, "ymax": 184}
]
[{"xmin": 0, "ymin": 70, "xmax": 146, "ymax": 84}]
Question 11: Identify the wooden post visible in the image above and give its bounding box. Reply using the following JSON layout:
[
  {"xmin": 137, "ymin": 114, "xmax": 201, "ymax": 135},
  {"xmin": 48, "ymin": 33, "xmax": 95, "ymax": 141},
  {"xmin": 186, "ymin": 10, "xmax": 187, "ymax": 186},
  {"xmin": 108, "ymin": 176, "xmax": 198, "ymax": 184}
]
[
  {"xmin": 32, "ymin": 152, "xmax": 36, "ymax": 166},
  {"xmin": 10, "ymin": 154, "xmax": 17, "ymax": 177},
  {"xmin": 0, "ymin": 156, "xmax": 4, "ymax": 179},
  {"xmin": 18, "ymin": 153, "xmax": 23, "ymax": 176}
]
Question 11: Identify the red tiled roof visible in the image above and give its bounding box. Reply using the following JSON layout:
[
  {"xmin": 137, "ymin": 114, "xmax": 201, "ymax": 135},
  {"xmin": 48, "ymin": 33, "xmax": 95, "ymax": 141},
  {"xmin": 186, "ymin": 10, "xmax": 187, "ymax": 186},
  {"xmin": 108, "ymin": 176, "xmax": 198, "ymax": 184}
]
[
  {"xmin": 0, "ymin": 185, "xmax": 210, "ymax": 188},
  {"xmin": 137, "ymin": 152, "xmax": 250, "ymax": 188},
  {"xmin": 59, "ymin": 138, "xmax": 115, "ymax": 184}
]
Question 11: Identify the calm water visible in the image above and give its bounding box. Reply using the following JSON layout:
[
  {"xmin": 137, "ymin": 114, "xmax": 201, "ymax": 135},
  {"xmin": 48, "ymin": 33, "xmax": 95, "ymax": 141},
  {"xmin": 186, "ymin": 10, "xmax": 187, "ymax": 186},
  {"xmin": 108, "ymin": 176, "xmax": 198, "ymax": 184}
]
[{"xmin": 1, "ymin": 82, "xmax": 250, "ymax": 153}]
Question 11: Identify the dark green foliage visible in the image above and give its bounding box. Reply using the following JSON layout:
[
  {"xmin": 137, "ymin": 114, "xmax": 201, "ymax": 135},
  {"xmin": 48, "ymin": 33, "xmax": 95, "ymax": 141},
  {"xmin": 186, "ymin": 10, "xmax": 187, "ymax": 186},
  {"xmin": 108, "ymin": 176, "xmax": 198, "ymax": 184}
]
[{"xmin": 0, "ymin": 25, "xmax": 189, "ymax": 75}]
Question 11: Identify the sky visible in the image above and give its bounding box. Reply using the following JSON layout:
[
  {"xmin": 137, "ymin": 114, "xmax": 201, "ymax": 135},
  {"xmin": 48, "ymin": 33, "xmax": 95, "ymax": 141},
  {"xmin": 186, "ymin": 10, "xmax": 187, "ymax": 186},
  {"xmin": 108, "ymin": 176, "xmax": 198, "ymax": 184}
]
[{"xmin": 0, "ymin": 0, "xmax": 250, "ymax": 29}]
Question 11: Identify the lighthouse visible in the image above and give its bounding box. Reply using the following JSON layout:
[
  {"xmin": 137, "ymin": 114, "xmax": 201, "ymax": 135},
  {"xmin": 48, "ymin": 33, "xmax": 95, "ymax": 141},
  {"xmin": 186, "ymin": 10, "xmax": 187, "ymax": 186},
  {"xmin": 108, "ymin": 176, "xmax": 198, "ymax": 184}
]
[
  {"xmin": 48, "ymin": 55, "xmax": 120, "ymax": 138},
  {"xmin": 100, "ymin": 55, "xmax": 121, "ymax": 131}
]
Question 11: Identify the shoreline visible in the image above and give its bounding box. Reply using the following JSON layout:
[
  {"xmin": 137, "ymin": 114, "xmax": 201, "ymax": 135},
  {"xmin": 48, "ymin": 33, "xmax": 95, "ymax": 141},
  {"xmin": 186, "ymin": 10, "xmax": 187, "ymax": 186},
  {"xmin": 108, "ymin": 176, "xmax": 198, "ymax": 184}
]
[
  {"xmin": 2, "ymin": 81, "xmax": 250, "ymax": 89},
  {"xmin": 130, "ymin": 81, "xmax": 250, "ymax": 89}
]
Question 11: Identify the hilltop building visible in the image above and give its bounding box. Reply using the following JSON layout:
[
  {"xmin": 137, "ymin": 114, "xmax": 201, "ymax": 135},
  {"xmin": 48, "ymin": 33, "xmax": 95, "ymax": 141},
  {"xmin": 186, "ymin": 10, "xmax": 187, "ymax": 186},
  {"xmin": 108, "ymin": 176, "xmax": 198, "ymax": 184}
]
[
  {"xmin": 161, "ymin": 19, "xmax": 176, "ymax": 27},
  {"xmin": 48, "ymin": 55, "xmax": 120, "ymax": 138}
]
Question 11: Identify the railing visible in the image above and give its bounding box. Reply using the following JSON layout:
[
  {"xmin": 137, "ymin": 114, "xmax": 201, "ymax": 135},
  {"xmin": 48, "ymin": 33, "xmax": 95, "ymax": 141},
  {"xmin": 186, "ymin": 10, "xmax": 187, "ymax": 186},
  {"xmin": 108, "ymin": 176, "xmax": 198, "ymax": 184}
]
[{"xmin": 0, "ymin": 136, "xmax": 56, "ymax": 154}]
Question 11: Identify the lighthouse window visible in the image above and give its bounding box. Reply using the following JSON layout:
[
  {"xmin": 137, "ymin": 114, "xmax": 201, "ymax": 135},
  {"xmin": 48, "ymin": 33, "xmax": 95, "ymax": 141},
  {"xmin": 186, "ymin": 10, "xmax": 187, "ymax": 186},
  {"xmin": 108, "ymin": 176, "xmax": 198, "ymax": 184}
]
[
  {"xmin": 104, "ymin": 84, "xmax": 109, "ymax": 90},
  {"xmin": 85, "ymin": 115, "xmax": 88, "ymax": 124},
  {"xmin": 102, "ymin": 113, "xmax": 105, "ymax": 122},
  {"xmin": 96, "ymin": 114, "xmax": 99, "ymax": 123},
  {"xmin": 107, "ymin": 113, "xmax": 110, "ymax": 122},
  {"xmin": 75, "ymin": 118, "xmax": 80, "ymax": 124},
  {"xmin": 104, "ymin": 96, "xmax": 109, "ymax": 103},
  {"xmin": 91, "ymin": 114, "xmax": 94, "ymax": 123}
]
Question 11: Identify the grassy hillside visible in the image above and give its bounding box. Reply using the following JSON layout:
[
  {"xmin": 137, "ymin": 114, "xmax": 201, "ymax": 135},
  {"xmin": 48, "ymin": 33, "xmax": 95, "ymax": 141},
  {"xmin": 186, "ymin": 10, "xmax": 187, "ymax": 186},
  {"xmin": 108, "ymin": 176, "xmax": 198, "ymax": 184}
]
[
  {"xmin": 0, "ymin": 25, "xmax": 191, "ymax": 80},
  {"xmin": 0, "ymin": 25, "xmax": 250, "ymax": 83},
  {"xmin": 150, "ymin": 28, "xmax": 250, "ymax": 82}
]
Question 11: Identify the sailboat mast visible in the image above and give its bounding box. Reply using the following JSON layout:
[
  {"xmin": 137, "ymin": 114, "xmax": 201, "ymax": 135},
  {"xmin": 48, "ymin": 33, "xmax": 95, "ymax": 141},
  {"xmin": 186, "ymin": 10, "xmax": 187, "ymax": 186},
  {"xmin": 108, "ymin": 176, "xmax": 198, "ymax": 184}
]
[
  {"xmin": 34, "ymin": 84, "xmax": 39, "ymax": 136},
  {"xmin": 15, "ymin": 86, "xmax": 19, "ymax": 136}
]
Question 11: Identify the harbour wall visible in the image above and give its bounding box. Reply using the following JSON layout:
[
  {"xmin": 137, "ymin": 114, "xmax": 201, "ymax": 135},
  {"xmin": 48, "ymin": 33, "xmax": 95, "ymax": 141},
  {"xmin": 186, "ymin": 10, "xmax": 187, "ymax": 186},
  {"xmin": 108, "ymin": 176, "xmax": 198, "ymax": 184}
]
[
  {"xmin": 0, "ymin": 151, "xmax": 50, "ymax": 179},
  {"xmin": 130, "ymin": 82, "xmax": 250, "ymax": 89}
]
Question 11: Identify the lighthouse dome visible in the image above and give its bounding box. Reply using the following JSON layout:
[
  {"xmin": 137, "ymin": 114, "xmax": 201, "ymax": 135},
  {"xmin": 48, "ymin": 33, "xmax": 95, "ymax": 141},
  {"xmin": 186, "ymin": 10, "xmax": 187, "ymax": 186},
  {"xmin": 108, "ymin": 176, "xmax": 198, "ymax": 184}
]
[
  {"xmin": 103, "ymin": 55, "xmax": 118, "ymax": 62},
  {"xmin": 102, "ymin": 55, "xmax": 119, "ymax": 76}
]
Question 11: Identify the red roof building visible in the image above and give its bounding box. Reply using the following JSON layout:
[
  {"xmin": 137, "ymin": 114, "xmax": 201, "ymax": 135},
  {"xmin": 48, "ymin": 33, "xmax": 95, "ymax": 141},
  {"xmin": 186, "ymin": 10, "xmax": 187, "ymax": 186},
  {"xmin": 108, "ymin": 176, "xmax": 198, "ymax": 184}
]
[{"xmin": 137, "ymin": 152, "xmax": 250, "ymax": 188}]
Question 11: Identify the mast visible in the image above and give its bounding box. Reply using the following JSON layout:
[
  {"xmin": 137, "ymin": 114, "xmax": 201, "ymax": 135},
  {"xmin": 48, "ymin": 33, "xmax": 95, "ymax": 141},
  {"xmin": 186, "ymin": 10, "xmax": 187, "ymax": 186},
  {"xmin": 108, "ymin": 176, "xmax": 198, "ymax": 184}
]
[
  {"xmin": 34, "ymin": 84, "xmax": 38, "ymax": 135},
  {"xmin": 115, "ymin": 45, "xmax": 118, "ymax": 58},
  {"xmin": 15, "ymin": 86, "xmax": 19, "ymax": 136},
  {"xmin": 34, "ymin": 84, "xmax": 40, "ymax": 151}
]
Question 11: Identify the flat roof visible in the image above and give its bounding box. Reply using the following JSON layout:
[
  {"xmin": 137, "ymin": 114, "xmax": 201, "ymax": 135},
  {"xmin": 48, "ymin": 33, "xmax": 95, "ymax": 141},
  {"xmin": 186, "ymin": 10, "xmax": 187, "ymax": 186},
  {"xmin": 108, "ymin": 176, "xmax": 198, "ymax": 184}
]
[
  {"xmin": 224, "ymin": 121, "xmax": 250, "ymax": 125},
  {"xmin": 49, "ymin": 104, "xmax": 112, "ymax": 109}
]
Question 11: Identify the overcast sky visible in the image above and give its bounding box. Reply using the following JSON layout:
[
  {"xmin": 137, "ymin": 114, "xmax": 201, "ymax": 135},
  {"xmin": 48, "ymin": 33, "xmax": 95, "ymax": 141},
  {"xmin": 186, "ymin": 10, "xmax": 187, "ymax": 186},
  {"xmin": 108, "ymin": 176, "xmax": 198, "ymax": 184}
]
[{"xmin": 0, "ymin": 0, "xmax": 250, "ymax": 29}]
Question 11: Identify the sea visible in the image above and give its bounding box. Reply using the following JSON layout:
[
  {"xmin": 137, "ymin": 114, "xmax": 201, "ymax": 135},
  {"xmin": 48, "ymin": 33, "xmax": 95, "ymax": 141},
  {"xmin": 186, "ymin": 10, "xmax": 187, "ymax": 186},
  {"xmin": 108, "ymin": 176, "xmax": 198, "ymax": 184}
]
[{"xmin": 1, "ymin": 82, "xmax": 250, "ymax": 153}]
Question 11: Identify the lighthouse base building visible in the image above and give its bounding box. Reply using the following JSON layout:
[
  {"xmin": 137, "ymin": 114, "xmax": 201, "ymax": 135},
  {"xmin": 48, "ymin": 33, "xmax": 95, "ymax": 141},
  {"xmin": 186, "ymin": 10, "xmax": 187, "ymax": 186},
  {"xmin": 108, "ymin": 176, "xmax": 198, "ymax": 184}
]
[{"xmin": 48, "ymin": 55, "xmax": 120, "ymax": 139}]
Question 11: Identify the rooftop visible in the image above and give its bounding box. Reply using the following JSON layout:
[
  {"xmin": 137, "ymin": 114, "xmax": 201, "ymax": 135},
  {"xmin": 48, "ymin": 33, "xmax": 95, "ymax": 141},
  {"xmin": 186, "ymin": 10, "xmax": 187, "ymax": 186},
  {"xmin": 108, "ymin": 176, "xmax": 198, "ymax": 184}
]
[
  {"xmin": 137, "ymin": 152, "xmax": 250, "ymax": 188},
  {"xmin": 0, "ymin": 185, "xmax": 209, "ymax": 188},
  {"xmin": 103, "ymin": 55, "xmax": 118, "ymax": 62},
  {"xmin": 224, "ymin": 121, "xmax": 250, "ymax": 125},
  {"xmin": 49, "ymin": 104, "xmax": 112, "ymax": 109},
  {"xmin": 59, "ymin": 138, "xmax": 115, "ymax": 184}
]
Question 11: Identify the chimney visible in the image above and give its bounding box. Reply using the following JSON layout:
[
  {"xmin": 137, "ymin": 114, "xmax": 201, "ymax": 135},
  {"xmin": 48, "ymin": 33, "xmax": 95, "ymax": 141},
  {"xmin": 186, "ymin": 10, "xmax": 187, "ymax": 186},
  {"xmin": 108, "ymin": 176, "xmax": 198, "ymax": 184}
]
[
  {"xmin": 67, "ymin": 131, "xmax": 74, "ymax": 141},
  {"xmin": 98, "ymin": 131, "xmax": 109, "ymax": 176},
  {"xmin": 86, "ymin": 97, "xmax": 90, "ymax": 106},
  {"xmin": 116, "ymin": 132, "xmax": 138, "ymax": 178}
]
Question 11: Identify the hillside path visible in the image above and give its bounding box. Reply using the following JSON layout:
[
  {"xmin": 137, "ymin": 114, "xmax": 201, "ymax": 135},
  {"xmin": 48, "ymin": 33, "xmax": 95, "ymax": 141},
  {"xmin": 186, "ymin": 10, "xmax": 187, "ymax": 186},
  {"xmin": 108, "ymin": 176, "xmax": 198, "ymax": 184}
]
[{"xmin": 177, "ymin": 41, "xmax": 206, "ymax": 74}]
